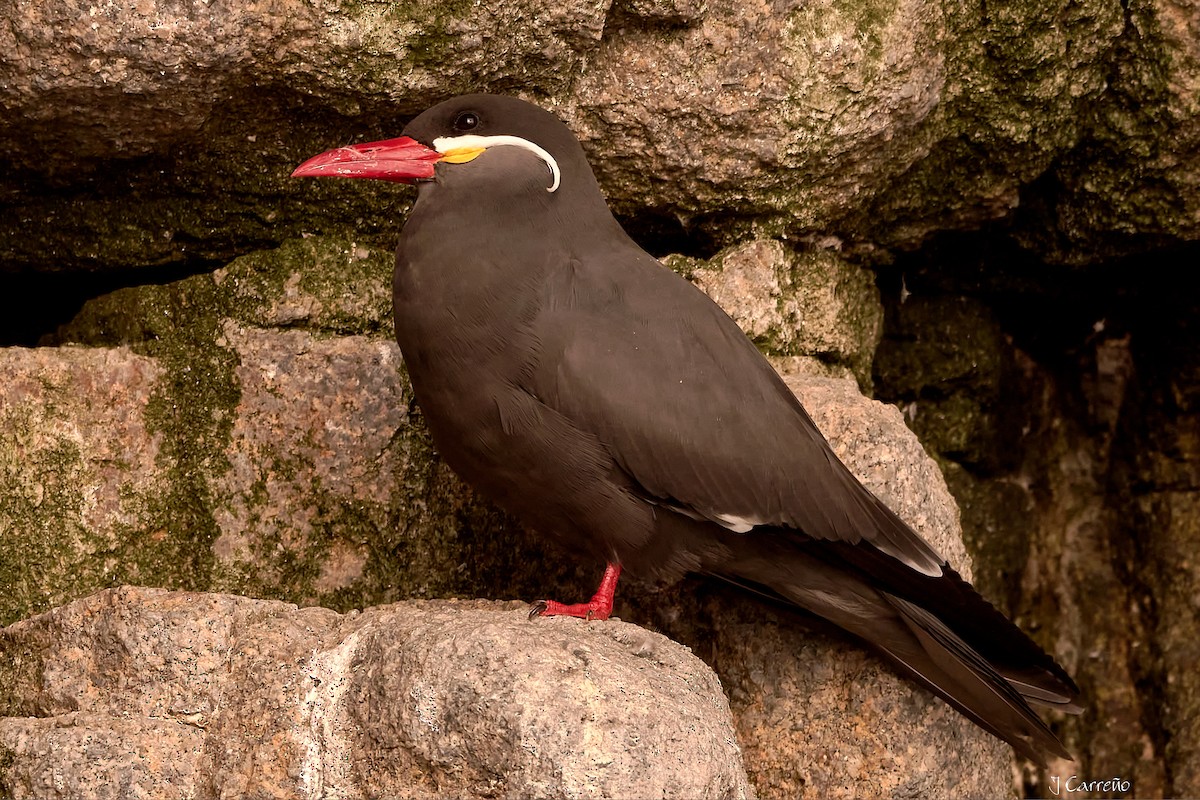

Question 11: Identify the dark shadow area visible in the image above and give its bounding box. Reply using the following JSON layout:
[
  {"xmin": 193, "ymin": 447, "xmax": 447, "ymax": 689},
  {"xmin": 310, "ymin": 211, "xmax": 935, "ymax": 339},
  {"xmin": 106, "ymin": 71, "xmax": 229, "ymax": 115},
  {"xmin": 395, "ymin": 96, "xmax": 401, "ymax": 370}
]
[
  {"xmin": 0, "ymin": 260, "xmax": 221, "ymax": 347},
  {"xmin": 876, "ymin": 228, "xmax": 1200, "ymax": 377},
  {"xmin": 0, "ymin": 85, "xmax": 430, "ymax": 346},
  {"xmin": 873, "ymin": 225, "xmax": 1200, "ymax": 799},
  {"xmin": 615, "ymin": 210, "xmax": 722, "ymax": 259}
]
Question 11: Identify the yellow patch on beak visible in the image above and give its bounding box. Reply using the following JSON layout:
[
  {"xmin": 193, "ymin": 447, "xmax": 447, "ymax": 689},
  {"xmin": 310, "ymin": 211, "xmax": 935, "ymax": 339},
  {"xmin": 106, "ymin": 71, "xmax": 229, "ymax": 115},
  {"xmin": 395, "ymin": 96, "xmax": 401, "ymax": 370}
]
[{"xmin": 439, "ymin": 146, "xmax": 486, "ymax": 164}]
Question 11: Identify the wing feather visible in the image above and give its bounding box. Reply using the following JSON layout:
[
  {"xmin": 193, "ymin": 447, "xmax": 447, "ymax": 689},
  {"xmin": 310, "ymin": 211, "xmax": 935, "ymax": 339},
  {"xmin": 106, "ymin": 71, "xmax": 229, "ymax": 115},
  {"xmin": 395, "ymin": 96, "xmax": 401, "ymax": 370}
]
[{"xmin": 531, "ymin": 253, "xmax": 944, "ymax": 576}]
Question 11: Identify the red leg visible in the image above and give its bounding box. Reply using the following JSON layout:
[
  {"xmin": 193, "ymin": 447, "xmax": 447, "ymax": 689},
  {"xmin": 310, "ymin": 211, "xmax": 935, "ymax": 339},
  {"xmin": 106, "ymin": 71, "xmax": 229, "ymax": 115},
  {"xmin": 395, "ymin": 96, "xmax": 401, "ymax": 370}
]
[{"xmin": 528, "ymin": 562, "xmax": 623, "ymax": 621}]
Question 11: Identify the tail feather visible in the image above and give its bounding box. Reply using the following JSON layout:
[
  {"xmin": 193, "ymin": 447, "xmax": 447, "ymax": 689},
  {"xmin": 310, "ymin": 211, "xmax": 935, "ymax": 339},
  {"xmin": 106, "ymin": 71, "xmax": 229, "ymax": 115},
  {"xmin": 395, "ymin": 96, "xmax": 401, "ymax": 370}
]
[
  {"xmin": 706, "ymin": 531, "xmax": 1080, "ymax": 764},
  {"xmin": 998, "ymin": 666, "xmax": 1085, "ymax": 713},
  {"xmin": 882, "ymin": 593, "xmax": 1073, "ymax": 765},
  {"xmin": 820, "ymin": 537, "xmax": 1081, "ymax": 701}
]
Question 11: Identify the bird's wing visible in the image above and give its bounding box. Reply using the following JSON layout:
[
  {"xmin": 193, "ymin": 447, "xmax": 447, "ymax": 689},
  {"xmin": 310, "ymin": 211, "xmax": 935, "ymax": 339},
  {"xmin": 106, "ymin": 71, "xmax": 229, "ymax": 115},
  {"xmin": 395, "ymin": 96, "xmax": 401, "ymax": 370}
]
[{"xmin": 530, "ymin": 252, "xmax": 946, "ymax": 577}]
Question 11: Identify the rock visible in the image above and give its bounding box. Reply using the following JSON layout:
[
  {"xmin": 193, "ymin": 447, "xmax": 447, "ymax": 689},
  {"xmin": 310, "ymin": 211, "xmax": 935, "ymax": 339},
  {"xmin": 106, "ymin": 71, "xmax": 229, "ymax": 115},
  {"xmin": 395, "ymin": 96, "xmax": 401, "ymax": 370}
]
[
  {"xmin": 1104, "ymin": 315, "xmax": 1200, "ymax": 798},
  {"xmin": 712, "ymin": 602, "xmax": 1010, "ymax": 799},
  {"xmin": 0, "ymin": 0, "xmax": 607, "ymax": 165},
  {"xmin": 0, "ymin": 588, "xmax": 752, "ymax": 799},
  {"xmin": 12, "ymin": 233, "xmax": 887, "ymax": 626},
  {"xmin": 874, "ymin": 294, "xmax": 1026, "ymax": 471},
  {"xmin": 1036, "ymin": 0, "xmax": 1200, "ymax": 261},
  {"xmin": 1, "ymin": 236, "xmax": 555, "ymax": 626},
  {"xmin": 1, "ymin": 0, "xmax": 1194, "ymax": 793},
  {"xmin": 0, "ymin": 345, "xmax": 166, "ymax": 621},
  {"xmin": 671, "ymin": 239, "xmax": 883, "ymax": 388},
  {"xmin": 0, "ymin": 0, "xmax": 614, "ymax": 273},
  {"xmin": 569, "ymin": 0, "xmax": 962, "ymax": 236},
  {"xmin": 870, "ymin": 282, "xmax": 1183, "ymax": 795},
  {"xmin": 0, "ymin": 338, "xmax": 1019, "ymax": 795},
  {"xmin": 0, "ymin": 714, "xmax": 206, "ymax": 800},
  {"xmin": 4, "ymin": 0, "xmax": 1188, "ymax": 272}
]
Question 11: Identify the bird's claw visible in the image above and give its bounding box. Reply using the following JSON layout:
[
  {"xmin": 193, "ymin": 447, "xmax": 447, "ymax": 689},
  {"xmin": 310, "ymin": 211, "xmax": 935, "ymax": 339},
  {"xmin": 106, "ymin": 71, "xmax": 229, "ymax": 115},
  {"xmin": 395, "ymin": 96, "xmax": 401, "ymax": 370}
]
[
  {"xmin": 526, "ymin": 597, "xmax": 611, "ymax": 621},
  {"xmin": 526, "ymin": 563, "xmax": 621, "ymax": 621}
]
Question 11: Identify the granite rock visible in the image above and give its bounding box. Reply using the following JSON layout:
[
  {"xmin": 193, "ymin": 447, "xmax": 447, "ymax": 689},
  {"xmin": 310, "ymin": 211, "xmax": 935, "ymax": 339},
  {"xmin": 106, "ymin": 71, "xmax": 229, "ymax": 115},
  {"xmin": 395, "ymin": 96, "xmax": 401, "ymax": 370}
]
[{"xmin": 0, "ymin": 588, "xmax": 752, "ymax": 799}]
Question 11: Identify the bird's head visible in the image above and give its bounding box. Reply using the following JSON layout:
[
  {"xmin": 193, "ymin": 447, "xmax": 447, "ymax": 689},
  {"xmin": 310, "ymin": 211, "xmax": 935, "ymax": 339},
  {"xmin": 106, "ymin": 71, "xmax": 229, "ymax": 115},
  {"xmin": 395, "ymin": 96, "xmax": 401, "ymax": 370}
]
[{"xmin": 293, "ymin": 94, "xmax": 594, "ymax": 199}]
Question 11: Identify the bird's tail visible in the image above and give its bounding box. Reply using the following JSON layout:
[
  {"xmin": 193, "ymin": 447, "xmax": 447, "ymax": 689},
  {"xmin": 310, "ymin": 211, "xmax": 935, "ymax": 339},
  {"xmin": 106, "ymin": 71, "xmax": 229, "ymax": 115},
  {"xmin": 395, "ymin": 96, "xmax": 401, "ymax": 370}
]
[
  {"xmin": 872, "ymin": 592, "xmax": 1075, "ymax": 764},
  {"xmin": 707, "ymin": 533, "xmax": 1080, "ymax": 765}
]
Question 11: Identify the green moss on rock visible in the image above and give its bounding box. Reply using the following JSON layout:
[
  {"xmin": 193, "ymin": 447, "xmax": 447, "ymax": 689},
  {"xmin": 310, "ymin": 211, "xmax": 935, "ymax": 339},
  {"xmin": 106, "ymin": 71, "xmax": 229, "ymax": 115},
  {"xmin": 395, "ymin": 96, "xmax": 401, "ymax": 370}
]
[
  {"xmin": 0, "ymin": 416, "xmax": 92, "ymax": 624},
  {"xmin": 674, "ymin": 240, "xmax": 883, "ymax": 390},
  {"xmin": 58, "ymin": 235, "xmax": 396, "ymax": 347},
  {"xmin": 43, "ymin": 235, "xmax": 585, "ymax": 616},
  {"xmin": 30, "ymin": 237, "xmax": 398, "ymax": 609},
  {"xmin": 873, "ymin": 294, "xmax": 1030, "ymax": 470}
]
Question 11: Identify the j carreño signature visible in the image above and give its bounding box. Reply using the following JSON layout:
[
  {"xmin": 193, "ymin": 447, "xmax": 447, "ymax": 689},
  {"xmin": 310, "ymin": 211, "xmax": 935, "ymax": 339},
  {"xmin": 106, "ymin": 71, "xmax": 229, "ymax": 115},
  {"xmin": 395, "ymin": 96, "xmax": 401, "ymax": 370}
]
[{"xmin": 1048, "ymin": 775, "xmax": 1132, "ymax": 796}]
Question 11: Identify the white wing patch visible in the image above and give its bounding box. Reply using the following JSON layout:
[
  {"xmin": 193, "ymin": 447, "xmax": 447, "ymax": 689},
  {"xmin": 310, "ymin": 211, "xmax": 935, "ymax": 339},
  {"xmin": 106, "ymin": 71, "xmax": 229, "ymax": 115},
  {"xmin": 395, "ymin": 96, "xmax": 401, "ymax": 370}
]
[
  {"xmin": 712, "ymin": 513, "xmax": 763, "ymax": 534},
  {"xmin": 655, "ymin": 501, "xmax": 762, "ymax": 533},
  {"xmin": 432, "ymin": 134, "xmax": 561, "ymax": 192},
  {"xmin": 655, "ymin": 500, "xmax": 945, "ymax": 577}
]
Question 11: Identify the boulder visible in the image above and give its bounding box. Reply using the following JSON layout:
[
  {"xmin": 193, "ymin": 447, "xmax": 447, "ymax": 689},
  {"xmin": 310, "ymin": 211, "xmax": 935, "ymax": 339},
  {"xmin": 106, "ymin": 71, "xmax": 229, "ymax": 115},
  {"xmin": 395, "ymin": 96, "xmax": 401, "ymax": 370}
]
[
  {"xmin": 0, "ymin": 588, "xmax": 752, "ymax": 799},
  {"xmin": 4, "ymin": 0, "xmax": 1190, "ymax": 271}
]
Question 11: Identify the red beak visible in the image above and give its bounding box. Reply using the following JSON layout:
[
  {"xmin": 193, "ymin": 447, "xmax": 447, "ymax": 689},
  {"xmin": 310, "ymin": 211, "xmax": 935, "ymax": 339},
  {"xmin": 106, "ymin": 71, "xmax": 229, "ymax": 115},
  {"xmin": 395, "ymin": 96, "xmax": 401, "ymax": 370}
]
[{"xmin": 291, "ymin": 136, "xmax": 442, "ymax": 183}]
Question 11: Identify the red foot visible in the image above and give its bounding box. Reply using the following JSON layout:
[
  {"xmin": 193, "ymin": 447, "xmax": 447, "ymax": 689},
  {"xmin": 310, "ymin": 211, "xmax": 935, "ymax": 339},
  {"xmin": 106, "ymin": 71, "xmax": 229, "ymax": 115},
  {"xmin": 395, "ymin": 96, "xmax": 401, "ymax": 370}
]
[{"xmin": 529, "ymin": 563, "xmax": 622, "ymax": 621}]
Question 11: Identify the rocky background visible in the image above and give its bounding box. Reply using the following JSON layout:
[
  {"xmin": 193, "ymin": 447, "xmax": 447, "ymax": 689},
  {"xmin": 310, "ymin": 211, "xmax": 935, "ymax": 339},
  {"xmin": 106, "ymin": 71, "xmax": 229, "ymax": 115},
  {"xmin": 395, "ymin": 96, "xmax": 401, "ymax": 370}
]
[{"xmin": 1, "ymin": 0, "xmax": 1198, "ymax": 797}]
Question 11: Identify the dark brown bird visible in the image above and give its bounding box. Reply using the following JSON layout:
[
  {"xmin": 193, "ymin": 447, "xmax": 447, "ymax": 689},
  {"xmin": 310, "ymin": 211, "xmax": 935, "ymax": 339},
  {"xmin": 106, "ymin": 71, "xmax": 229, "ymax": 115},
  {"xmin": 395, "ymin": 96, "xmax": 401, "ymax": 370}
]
[{"xmin": 294, "ymin": 93, "xmax": 1081, "ymax": 764}]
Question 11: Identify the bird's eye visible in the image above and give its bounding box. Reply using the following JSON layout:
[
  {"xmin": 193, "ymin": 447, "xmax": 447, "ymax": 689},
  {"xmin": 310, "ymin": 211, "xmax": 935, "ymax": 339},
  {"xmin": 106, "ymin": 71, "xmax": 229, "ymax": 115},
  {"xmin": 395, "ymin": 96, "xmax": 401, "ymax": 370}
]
[{"xmin": 453, "ymin": 111, "xmax": 480, "ymax": 132}]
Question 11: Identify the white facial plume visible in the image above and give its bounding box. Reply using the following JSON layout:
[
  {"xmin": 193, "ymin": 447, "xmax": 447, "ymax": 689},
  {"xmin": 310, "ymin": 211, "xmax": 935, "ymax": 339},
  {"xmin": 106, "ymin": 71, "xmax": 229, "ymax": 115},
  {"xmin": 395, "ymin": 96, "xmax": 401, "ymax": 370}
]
[{"xmin": 432, "ymin": 134, "xmax": 562, "ymax": 192}]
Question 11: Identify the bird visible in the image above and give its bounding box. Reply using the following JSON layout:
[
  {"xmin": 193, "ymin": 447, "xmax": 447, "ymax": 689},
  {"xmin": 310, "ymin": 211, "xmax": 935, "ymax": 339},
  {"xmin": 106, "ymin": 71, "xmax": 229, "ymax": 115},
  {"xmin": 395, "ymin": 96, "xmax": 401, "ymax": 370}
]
[{"xmin": 293, "ymin": 93, "xmax": 1081, "ymax": 764}]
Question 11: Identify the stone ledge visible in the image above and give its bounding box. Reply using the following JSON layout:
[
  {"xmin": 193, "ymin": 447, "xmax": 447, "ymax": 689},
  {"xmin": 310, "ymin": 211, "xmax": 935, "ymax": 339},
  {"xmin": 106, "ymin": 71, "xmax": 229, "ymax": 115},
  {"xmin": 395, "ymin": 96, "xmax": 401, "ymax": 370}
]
[{"xmin": 0, "ymin": 587, "xmax": 752, "ymax": 800}]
